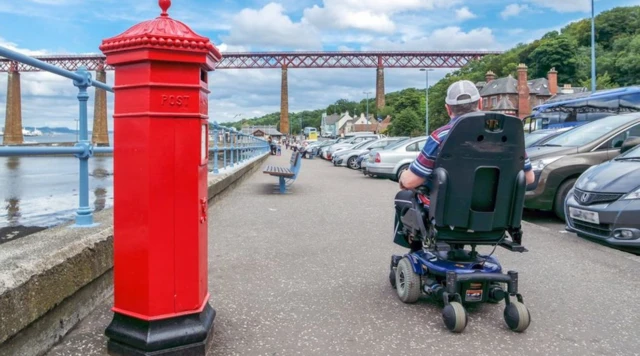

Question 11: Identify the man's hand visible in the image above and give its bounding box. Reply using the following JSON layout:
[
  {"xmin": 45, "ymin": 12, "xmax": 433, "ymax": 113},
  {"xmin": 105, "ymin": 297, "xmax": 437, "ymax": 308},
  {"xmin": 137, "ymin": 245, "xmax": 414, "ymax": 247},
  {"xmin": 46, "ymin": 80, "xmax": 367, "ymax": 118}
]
[
  {"xmin": 398, "ymin": 171, "xmax": 406, "ymax": 190},
  {"xmin": 399, "ymin": 168, "xmax": 426, "ymax": 190}
]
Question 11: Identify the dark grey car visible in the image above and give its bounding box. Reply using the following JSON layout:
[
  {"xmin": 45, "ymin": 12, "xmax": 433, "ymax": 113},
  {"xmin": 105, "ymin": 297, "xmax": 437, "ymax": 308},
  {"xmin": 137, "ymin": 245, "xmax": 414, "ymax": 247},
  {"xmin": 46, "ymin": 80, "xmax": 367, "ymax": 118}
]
[
  {"xmin": 525, "ymin": 113, "xmax": 640, "ymax": 220},
  {"xmin": 565, "ymin": 138, "xmax": 640, "ymax": 251}
]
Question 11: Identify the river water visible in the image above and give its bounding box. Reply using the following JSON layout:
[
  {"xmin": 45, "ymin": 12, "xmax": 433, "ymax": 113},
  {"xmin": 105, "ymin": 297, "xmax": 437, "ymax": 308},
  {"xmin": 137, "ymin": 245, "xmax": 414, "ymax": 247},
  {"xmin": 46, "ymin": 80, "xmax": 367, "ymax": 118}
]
[
  {"xmin": 0, "ymin": 134, "xmax": 114, "ymax": 233},
  {"xmin": 0, "ymin": 133, "xmax": 248, "ymax": 234}
]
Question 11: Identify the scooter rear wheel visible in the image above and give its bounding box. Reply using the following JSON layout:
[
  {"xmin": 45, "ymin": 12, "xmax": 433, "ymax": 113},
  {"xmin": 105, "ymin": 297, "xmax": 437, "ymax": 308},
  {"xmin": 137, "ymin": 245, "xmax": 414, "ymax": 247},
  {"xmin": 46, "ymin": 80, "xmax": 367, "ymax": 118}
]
[{"xmin": 395, "ymin": 258, "xmax": 421, "ymax": 303}]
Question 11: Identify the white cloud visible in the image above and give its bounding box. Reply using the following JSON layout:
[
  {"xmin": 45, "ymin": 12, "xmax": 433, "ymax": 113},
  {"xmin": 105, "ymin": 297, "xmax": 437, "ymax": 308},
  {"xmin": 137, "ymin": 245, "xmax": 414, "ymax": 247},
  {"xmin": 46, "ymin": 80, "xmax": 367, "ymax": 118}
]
[
  {"xmin": 528, "ymin": 0, "xmax": 592, "ymax": 13},
  {"xmin": 302, "ymin": 0, "xmax": 461, "ymax": 34},
  {"xmin": 222, "ymin": 3, "xmax": 322, "ymax": 50},
  {"xmin": 0, "ymin": 37, "xmax": 49, "ymax": 56},
  {"xmin": 365, "ymin": 26, "xmax": 499, "ymax": 51},
  {"xmin": 455, "ymin": 7, "xmax": 477, "ymax": 21},
  {"xmin": 501, "ymin": 4, "xmax": 530, "ymax": 19},
  {"xmin": 217, "ymin": 43, "xmax": 250, "ymax": 53}
]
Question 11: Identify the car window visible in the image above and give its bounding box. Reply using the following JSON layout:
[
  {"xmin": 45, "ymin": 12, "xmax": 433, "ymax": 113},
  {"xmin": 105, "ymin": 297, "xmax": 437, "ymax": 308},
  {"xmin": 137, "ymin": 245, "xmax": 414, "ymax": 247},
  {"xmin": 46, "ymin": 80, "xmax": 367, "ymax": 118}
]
[
  {"xmin": 602, "ymin": 123, "xmax": 640, "ymax": 149},
  {"xmin": 620, "ymin": 142, "xmax": 640, "ymax": 158},
  {"xmin": 406, "ymin": 140, "xmax": 425, "ymax": 152},
  {"xmin": 545, "ymin": 114, "xmax": 640, "ymax": 147}
]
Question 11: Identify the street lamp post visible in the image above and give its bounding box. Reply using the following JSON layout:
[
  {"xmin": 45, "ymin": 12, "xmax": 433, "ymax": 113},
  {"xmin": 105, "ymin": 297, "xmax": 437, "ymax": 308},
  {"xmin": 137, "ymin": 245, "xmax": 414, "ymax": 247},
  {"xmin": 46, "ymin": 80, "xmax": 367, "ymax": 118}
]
[
  {"xmin": 591, "ymin": 0, "xmax": 596, "ymax": 93},
  {"xmin": 363, "ymin": 91, "xmax": 372, "ymax": 121},
  {"xmin": 75, "ymin": 118, "xmax": 79, "ymax": 142},
  {"xmin": 420, "ymin": 68, "xmax": 434, "ymax": 134}
]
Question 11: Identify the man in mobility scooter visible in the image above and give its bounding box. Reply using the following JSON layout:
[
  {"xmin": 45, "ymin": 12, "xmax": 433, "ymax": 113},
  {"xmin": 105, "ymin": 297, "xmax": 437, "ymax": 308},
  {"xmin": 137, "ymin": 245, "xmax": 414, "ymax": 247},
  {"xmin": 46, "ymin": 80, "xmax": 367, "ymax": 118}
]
[{"xmin": 390, "ymin": 80, "xmax": 536, "ymax": 333}]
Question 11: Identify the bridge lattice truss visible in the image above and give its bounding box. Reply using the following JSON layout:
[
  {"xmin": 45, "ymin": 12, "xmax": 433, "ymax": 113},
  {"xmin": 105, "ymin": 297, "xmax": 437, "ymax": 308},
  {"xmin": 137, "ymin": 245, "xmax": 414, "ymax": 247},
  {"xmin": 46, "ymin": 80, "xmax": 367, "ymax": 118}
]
[{"xmin": 0, "ymin": 51, "xmax": 501, "ymax": 72}]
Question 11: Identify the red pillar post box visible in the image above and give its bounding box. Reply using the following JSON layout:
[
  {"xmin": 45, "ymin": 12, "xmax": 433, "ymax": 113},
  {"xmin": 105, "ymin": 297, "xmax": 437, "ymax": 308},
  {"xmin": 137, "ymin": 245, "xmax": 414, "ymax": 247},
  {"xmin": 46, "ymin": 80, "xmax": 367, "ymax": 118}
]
[{"xmin": 99, "ymin": 1, "xmax": 221, "ymax": 355}]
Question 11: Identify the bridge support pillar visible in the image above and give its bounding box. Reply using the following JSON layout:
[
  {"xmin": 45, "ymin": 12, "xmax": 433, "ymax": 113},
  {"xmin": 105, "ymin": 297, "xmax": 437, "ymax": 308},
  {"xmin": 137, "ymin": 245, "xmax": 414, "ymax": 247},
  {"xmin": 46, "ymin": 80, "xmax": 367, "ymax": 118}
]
[
  {"xmin": 375, "ymin": 65, "xmax": 385, "ymax": 110},
  {"xmin": 92, "ymin": 65, "xmax": 109, "ymax": 147},
  {"xmin": 3, "ymin": 64, "xmax": 23, "ymax": 145},
  {"xmin": 280, "ymin": 65, "xmax": 289, "ymax": 135},
  {"xmin": 100, "ymin": 1, "xmax": 222, "ymax": 355}
]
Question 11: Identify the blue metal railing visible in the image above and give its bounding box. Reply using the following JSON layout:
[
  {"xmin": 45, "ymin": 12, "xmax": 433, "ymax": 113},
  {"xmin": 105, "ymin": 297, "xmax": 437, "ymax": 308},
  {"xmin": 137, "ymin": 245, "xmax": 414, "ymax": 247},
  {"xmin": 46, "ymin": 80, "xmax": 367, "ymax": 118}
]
[
  {"xmin": 209, "ymin": 122, "xmax": 270, "ymax": 174},
  {"xmin": 0, "ymin": 45, "xmax": 114, "ymax": 227}
]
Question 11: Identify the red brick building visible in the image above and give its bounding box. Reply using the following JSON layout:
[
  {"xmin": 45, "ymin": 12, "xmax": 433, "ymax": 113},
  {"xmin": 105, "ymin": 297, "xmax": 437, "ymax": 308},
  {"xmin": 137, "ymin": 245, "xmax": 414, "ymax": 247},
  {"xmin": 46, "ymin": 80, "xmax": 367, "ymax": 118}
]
[{"xmin": 476, "ymin": 64, "xmax": 559, "ymax": 119}]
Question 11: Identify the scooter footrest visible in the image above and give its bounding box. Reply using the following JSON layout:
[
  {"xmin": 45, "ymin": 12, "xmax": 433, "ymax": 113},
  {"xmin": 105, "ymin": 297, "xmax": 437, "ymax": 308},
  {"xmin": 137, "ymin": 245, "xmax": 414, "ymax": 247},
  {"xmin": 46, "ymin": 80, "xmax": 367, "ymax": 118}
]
[{"xmin": 499, "ymin": 240, "xmax": 528, "ymax": 253}]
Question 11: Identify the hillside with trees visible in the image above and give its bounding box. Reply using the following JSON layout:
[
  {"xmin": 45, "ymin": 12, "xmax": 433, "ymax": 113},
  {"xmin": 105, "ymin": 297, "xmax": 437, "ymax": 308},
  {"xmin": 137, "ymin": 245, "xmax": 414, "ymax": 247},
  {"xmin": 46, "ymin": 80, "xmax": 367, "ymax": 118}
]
[{"xmin": 226, "ymin": 6, "xmax": 640, "ymax": 136}]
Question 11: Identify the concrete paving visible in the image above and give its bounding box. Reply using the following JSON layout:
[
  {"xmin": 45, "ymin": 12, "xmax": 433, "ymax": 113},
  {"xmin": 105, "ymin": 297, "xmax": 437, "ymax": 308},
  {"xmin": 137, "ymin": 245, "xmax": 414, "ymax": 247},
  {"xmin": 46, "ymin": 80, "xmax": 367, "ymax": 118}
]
[{"xmin": 46, "ymin": 151, "xmax": 640, "ymax": 356}]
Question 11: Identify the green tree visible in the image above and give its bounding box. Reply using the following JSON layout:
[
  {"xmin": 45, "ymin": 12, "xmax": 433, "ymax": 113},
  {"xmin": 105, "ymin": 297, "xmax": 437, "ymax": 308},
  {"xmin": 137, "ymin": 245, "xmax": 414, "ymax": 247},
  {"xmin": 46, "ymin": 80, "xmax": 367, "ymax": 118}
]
[
  {"xmin": 388, "ymin": 108, "xmax": 424, "ymax": 137},
  {"xmin": 529, "ymin": 36, "xmax": 579, "ymax": 82},
  {"xmin": 579, "ymin": 72, "xmax": 617, "ymax": 90}
]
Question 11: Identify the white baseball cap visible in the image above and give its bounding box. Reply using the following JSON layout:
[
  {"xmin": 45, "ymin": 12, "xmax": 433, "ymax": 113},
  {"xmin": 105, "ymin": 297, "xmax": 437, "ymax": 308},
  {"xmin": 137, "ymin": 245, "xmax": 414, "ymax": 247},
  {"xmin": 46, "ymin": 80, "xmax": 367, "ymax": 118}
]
[{"xmin": 445, "ymin": 80, "xmax": 481, "ymax": 105}]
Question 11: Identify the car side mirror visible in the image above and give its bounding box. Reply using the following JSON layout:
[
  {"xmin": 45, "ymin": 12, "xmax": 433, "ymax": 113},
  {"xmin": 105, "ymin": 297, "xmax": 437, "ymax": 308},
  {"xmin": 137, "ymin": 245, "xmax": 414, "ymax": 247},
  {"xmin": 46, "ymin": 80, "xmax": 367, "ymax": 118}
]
[{"xmin": 620, "ymin": 136, "xmax": 640, "ymax": 154}]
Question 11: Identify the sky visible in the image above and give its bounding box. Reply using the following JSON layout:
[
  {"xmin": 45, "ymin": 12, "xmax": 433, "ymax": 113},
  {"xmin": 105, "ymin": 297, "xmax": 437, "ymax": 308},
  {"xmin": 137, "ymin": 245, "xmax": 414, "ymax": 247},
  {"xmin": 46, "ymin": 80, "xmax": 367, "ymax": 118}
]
[{"xmin": 0, "ymin": 0, "xmax": 638, "ymax": 129}]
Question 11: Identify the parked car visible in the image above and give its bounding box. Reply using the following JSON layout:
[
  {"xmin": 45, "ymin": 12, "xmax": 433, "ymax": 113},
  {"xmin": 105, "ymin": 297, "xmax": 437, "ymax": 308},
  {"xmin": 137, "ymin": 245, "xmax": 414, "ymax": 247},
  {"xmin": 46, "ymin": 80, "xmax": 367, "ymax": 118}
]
[
  {"xmin": 525, "ymin": 127, "xmax": 573, "ymax": 148},
  {"xmin": 310, "ymin": 139, "xmax": 337, "ymax": 156},
  {"xmin": 331, "ymin": 139, "xmax": 376, "ymax": 166},
  {"xmin": 319, "ymin": 138, "xmax": 349, "ymax": 158},
  {"xmin": 525, "ymin": 113, "xmax": 640, "ymax": 220},
  {"xmin": 565, "ymin": 137, "xmax": 640, "ymax": 251},
  {"xmin": 323, "ymin": 134, "xmax": 382, "ymax": 160},
  {"xmin": 360, "ymin": 137, "xmax": 412, "ymax": 177},
  {"xmin": 365, "ymin": 136, "xmax": 427, "ymax": 181},
  {"xmin": 333, "ymin": 137, "xmax": 408, "ymax": 169}
]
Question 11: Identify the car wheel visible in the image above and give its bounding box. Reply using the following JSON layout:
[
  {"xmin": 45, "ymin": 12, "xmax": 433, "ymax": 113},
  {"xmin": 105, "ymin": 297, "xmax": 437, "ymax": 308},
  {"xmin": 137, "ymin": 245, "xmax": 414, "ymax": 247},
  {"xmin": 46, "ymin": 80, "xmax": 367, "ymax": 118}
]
[
  {"xmin": 395, "ymin": 164, "xmax": 410, "ymax": 182},
  {"xmin": 554, "ymin": 178, "xmax": 577, "ymax": 221},
  {"xmin": 348, "ymin": 156, "xmax": 358, "ymax": 169}
]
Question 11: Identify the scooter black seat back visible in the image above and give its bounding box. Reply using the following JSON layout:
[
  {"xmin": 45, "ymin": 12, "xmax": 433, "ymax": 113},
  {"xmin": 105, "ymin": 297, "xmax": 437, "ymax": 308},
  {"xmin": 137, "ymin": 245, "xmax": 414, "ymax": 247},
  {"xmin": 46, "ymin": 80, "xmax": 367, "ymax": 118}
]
[{"xmin": 429, "ymin": 112, "xmax": 527, "ymax": 245}]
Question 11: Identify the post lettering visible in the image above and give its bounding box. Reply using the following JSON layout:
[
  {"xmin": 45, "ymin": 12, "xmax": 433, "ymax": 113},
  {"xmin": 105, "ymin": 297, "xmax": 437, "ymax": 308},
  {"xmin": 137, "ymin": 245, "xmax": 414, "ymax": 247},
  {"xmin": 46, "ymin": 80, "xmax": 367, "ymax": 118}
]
[{"xmin": 160, "ymin": 94, "xmax": 190, "ymax": 107}]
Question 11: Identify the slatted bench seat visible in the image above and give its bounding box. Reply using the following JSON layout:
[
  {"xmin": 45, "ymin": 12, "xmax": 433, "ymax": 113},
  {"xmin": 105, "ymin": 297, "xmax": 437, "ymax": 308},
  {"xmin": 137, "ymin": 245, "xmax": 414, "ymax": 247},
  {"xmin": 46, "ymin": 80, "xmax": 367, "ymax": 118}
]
[
  {"xmin": 263, "ymin": 152, "xmax": 302, "ymax": 193},
  {"xmin": 263, "ymin": 165, "xmax": 294, "ymax": 177}
]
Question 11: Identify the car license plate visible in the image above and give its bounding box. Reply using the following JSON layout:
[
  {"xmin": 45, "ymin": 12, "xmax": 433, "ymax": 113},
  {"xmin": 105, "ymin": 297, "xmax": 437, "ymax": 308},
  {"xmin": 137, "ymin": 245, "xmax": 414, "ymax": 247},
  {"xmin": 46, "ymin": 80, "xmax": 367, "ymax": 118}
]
[{"xmin": 569, "ymin": 207, "xmax": 600, "ymax": 224}]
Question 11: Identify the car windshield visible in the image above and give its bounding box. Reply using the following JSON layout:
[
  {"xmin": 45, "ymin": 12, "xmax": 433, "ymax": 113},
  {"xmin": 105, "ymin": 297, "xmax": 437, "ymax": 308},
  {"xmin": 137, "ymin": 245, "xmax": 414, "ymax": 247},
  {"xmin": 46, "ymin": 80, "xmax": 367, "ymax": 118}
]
[
  {"xmin": 525, "ymin": 131, "xmax": 555, "ymax": 147},
  {"xmin": 544, "ymin": 114, "xmax": 640, "ymax": 147},
  {"xmin": 351, "ymin": 140, "xmax": 374, "ymax": 149},
  {"xmin": 618, "ymin": 144, "xmax": 640, "ymax": 159}
]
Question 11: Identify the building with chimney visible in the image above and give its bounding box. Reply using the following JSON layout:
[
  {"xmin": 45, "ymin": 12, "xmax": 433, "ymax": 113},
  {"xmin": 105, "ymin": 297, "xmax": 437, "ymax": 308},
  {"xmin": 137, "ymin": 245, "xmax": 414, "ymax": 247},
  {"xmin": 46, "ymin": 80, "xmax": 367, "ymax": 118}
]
[{"xmin": 476, "ymin": 65, "xmax": 562, "ymax": 119}]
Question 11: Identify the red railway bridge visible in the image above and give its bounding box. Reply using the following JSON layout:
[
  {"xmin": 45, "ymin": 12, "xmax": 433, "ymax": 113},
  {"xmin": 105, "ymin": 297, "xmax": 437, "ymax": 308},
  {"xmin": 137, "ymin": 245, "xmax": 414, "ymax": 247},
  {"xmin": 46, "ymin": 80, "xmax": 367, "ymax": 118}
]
[{"xmin": 0, "ymin": 51, "xmax": 500, "ymax": 144}]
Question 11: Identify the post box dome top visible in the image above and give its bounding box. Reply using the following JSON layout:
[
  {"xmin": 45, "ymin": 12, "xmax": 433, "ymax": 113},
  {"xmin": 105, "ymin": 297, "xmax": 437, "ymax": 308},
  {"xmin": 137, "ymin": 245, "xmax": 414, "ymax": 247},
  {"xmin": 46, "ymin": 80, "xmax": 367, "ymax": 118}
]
[{"xmin": 99, "ymin": 0, "xmax": 221, "ymax": 61}]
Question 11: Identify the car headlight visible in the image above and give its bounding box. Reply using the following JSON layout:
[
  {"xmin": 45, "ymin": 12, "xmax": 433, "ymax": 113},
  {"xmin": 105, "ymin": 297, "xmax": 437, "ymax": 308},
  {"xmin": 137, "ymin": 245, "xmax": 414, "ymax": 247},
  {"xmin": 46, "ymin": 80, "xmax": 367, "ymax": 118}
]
[
  {"xmin": 531, "ymin": 156, "xmax": 563, "ymax": 172},
  {"xmin": 622, "ymin": 187, "xmax": 640, "ymax": 200}
]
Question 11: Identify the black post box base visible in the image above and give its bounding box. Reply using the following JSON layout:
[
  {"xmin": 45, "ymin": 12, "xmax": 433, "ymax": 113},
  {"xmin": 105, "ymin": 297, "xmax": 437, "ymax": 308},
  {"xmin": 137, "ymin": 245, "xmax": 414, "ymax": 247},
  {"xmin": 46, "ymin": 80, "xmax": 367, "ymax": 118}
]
[{"xmin": 105, "ymin": 303, "xmax": 215, "ymax": 356}]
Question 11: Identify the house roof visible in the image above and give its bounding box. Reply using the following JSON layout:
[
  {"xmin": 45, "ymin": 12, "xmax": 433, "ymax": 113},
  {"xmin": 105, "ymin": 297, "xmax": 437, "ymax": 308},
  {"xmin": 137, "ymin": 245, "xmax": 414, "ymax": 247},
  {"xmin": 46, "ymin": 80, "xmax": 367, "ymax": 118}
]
[
  {"xmin": 480, "ymin": 75, "xmax": 553, "ymax": 97},
  {"xmin": 493, "ymin": 96, "xmax": 516, "ymax": 111},
  {"xmin": 480, "ymin": 75, "xmax": 518, "ymax": 96},
  {"xmin": 323, "ymin": 114, "xmax": 341, "ymax": 125},
  {"xmin": 544, "ymin": 88, "xmax": 590, "ymax": 104},
  {"xmin": 528, "ymin": 78, "xmax": 550, "ymax": 96}
]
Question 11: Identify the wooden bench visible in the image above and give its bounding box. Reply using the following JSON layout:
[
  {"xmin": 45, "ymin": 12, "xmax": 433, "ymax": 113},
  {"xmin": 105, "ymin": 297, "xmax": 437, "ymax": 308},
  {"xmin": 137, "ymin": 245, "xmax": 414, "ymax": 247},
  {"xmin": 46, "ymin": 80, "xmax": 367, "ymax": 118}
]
[{"xmin": 263, "ymin": 152, "xmax": 302, "ymax": 193}]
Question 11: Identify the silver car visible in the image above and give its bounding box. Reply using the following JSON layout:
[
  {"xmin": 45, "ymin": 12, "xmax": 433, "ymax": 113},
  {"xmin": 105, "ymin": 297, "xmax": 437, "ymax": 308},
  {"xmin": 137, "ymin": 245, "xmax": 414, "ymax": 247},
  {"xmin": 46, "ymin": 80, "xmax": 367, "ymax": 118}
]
[
  {"xmin": 333, "ymin": 137, "xmax": 408, "ymax": 169},
  {"xmin": 365, "ymin": 136, "xmax": 427, "ymax": 181},
  {"xmin": 331, "ymin": 139, "xmax": 375, "ymax": 166},
  {"xmin": 324, "ymin": 135, "xmax": 383, "ymax": 159}
]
